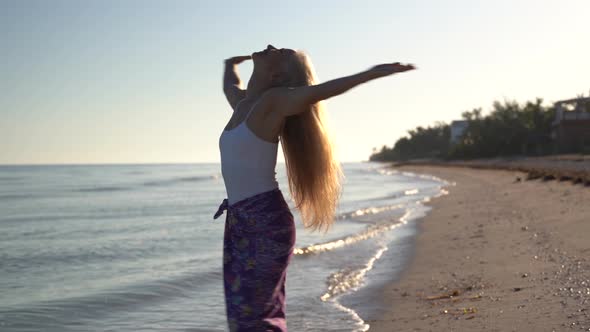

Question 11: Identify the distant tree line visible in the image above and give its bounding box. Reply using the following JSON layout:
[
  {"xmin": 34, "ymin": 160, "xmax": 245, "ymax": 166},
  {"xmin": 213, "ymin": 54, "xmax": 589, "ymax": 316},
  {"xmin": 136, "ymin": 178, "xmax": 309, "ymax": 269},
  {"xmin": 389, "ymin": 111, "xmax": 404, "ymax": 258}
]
[
  {"xmin": 370, "ymin": 121, "xmax": 451, "ymax": 161},
  {"xmin": 369, "ymin": 96, "xmax": 589, "ymax": 162}
]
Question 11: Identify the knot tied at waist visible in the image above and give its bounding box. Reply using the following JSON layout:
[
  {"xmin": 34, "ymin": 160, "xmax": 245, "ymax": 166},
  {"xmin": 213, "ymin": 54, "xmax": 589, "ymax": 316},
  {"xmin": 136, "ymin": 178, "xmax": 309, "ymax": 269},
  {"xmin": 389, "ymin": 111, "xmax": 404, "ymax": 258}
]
[
  {"xmin": 213, "ymin": 198, "xmax": 229, "ymax": 220},
  {"xmin": 212, "ymin": 188, "xmax": 286, "ymax": 222}
]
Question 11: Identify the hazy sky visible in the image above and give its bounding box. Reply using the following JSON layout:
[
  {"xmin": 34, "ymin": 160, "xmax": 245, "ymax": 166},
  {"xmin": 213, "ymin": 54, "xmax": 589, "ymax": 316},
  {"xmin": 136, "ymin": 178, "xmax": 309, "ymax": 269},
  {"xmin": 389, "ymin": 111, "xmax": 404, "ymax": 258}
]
[{"xmin": 1, "ymin": 0, "xmax": 589, "ymax": 164}]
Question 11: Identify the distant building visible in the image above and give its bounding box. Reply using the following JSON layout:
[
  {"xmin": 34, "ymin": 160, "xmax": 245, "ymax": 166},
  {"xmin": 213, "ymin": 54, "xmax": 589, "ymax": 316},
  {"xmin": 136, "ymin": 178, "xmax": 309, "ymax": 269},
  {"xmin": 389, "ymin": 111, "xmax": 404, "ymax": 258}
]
[
  {"xmin": 450, "ymin": 120, "xmax": 468, "ymax": 144},
  {"xmin": 551, "ymin": 97, "xmax": 590, "ymax": 153}
]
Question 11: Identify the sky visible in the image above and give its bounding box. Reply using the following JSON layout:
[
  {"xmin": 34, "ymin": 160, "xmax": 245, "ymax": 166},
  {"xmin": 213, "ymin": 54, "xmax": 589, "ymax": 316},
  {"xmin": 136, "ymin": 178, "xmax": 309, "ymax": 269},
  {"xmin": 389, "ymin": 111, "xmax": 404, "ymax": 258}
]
[{"xmin": 1, "ymin": 0, "xmax": 589, "ymax": 165}]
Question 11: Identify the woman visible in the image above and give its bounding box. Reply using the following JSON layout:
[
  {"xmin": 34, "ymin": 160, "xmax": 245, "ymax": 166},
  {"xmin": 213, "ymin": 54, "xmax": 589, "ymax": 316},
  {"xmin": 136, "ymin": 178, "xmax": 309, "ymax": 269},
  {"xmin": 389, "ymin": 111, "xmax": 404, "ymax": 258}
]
[{"xmin": 213, "ymin": 44, "xmax": 415, "ymax": 331}]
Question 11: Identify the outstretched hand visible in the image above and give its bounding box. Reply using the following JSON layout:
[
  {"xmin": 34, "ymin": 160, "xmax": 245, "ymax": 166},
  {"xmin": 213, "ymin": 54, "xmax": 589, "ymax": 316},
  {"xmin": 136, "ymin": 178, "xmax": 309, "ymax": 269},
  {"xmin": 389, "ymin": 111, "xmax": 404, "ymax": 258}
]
[
  {"xmin": 367, "ymin": 62, "xmax": 416, "ymax": 79},
  {"xmin": 225, "ymin": 55, "xmax": 252, "ymax": 65}
]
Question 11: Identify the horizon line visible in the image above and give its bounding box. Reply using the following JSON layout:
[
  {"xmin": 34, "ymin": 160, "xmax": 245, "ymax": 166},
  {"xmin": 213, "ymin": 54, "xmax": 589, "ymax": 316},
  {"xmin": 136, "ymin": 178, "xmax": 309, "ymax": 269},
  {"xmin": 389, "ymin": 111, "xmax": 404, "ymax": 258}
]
[{"xmin": 0, "ymin": 160, "xmax": 372, "ymax": 166}]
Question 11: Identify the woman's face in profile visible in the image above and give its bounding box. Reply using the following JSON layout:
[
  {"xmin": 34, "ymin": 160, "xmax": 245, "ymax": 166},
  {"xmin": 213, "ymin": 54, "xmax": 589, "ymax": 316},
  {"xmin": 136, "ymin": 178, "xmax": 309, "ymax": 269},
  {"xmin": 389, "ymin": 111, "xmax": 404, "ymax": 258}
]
[{"xmin": 252, "ymin": 44, "xmax": 295, "ymax": 72}]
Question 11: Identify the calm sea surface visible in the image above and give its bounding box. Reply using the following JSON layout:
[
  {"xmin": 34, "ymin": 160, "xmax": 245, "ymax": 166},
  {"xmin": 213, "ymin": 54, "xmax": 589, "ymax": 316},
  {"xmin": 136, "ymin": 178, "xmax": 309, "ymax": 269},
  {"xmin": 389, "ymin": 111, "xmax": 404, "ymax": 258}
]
[{"xmin": 0, "ymin": 162, "xmax": 448, "ymax": 331}]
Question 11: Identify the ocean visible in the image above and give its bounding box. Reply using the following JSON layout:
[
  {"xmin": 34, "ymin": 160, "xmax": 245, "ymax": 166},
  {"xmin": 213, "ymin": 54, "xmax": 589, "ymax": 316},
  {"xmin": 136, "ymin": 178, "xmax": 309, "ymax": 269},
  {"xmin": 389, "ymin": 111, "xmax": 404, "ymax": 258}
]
[{"xmin": 0, "ymin": 162, "xmax": 449, "ymax": 331}]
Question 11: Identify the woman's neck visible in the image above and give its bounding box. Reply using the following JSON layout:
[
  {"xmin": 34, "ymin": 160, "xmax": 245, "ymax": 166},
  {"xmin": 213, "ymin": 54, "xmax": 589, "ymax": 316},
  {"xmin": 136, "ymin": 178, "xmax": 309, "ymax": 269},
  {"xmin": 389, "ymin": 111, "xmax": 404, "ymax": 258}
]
[{"xmin": 245, "ymin": 70, "xmax": 273, "ymax": 100}]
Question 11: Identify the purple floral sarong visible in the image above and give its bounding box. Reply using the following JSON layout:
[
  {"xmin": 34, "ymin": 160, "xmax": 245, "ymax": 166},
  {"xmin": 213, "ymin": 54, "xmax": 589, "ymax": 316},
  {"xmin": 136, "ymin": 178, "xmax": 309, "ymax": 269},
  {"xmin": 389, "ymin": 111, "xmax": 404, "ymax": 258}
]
[{"xmin": 213, "ymin": 188, "xmax": 296, "ymax": 332}]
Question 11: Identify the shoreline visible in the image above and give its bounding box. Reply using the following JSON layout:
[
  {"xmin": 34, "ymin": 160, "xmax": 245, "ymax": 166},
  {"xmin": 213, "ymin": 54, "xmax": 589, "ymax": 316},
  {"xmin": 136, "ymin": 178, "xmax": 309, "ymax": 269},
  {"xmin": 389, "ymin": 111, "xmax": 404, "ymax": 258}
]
[
  {"xmin": 365, "ymin": 164, "xmax": 590, "ymax": 331},
  {"xmin": 389, "ymin": 154, "xmax": 590, "ymax": 185}
]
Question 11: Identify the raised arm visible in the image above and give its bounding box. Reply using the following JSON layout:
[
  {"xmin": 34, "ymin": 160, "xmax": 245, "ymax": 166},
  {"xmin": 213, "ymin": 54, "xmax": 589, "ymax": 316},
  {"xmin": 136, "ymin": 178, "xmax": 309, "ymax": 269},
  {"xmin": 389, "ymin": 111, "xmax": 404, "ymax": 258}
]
[
  {"xmin": 223, "ymin": 55, "xmax": 251, "ymax": 110},
  {"xmin": 270, "ymin": 62, "xmax": 416, "ymax": 117}
]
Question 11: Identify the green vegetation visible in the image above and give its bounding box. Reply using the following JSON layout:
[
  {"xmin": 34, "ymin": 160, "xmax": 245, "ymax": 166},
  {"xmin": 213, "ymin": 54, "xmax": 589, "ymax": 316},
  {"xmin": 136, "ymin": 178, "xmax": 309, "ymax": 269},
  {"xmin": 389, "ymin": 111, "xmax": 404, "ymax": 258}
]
[
  {"xmin": 369, "ymin": 96, "xmax": 589, "ymax": 162},
  {"xmin": 370, "ymin": 122, "xmax": 450, "ymax": 161}
]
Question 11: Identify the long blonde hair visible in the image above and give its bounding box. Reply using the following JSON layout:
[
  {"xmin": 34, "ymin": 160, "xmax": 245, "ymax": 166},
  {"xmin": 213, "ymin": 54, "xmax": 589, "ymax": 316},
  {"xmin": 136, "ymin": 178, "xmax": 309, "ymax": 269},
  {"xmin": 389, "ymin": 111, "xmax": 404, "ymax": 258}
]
[{"xmin": 278, "ymin": 51, "xmax": 344, "ymax": 232}]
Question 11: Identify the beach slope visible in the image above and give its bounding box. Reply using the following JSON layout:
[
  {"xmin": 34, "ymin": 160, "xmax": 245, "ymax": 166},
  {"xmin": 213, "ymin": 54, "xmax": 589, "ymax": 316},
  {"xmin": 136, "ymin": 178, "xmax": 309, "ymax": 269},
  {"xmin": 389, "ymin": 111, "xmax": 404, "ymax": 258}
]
[{"xmin": 367, "ymin": 165, "xmax": 590, "ymax": 331}]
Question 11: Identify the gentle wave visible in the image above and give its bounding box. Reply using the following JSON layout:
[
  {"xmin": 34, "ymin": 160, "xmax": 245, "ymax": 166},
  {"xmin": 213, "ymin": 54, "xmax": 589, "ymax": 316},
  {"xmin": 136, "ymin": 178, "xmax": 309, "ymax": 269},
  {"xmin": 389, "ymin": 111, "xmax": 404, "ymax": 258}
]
[
  {"xmin": 124, "ymin": 170, "xmax": 146, "ymax": 175},
  {"xmin": 71, "ymin": 174, "xmax": 220, "ymax": 192},
  {"xmin": 351, "ymin": 166, "xmax": 400, "ymax": 176},
  {"xmin": 77, "ymin": 186, "xmax": 130, "ymax": 192},
  {"xmin": 142, "ymin": 174, "xmax": 219, "ymax": 187},
  {"xmin": 0, "ymin": 268, "xmax": 222, "ymax": 324},
  {"xmin": 321, "ymin": 246, "xmax": 388, "ymax": 302},
  {"xmin": 334, "ymin": 188, "xmax": 420, "ymax": 221},
  {"xmin": 1, "ymin": 214, "xmax": 120, "ymax": 225},
  {"xmin": 2, "ymin": 246, "xmax": 162, "ymax": 273},
  {"xmin": 336, "ymin": 202, "xmax": 404, "ymax": 220},
  {"xmin": 0, "ymin": 176, "xmax": 24, "ymax": 181},
  {"xmin": 0, "ymin": 193, "xmax": 37, "ymax": 201},
  {"xmin": 376, "ymin": 168, "xmax": 400, "ymax": 176},
  {"xmin": 319, "ymin": 246, "xmax": 388, "ymax": 332},
  {"xmin": 294, "ymin": 209, "xmax": 412, "ymax": 256}
]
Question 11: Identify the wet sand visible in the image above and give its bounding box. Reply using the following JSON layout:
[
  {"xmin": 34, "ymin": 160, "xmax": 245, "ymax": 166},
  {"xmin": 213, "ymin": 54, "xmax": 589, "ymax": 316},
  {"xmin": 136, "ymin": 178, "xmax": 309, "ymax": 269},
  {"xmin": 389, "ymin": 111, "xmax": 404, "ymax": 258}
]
[{"xmin": 366, "ymin": 165, "xmax": 590, "ymax": 331}]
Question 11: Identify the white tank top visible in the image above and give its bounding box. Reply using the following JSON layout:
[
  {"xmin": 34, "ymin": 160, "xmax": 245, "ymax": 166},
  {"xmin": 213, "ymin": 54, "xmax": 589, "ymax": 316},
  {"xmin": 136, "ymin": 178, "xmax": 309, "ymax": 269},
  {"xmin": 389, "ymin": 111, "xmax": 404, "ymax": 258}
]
[{"xmin": 219, "ymin": 99, "xmax": 280, "ymax": 205}]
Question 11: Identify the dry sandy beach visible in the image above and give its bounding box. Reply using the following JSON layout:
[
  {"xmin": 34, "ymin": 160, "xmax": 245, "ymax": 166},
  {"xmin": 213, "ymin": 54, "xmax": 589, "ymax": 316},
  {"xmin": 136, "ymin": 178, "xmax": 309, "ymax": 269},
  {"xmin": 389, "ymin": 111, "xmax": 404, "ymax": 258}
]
[{"xmin": 366, "ymin": 165, "xmax": 590, "ymax": 332}]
